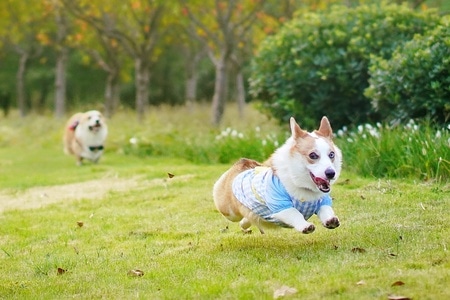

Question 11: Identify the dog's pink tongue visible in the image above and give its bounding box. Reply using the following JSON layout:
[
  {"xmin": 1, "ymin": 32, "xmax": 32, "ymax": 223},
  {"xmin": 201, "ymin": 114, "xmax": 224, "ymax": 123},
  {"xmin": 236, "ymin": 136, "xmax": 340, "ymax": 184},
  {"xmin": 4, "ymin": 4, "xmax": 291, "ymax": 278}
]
[{"xmin": 315, "ymin": 177, "xmax": 330, "ymax": 192}]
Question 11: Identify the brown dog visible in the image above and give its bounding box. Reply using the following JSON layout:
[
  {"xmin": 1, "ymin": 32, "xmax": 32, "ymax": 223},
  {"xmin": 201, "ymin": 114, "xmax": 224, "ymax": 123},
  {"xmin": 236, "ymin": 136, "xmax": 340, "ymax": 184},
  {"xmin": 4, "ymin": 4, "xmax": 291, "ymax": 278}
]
[
  {"xmin": 63, "ymin": 110, "xmax": 108, "ymax": 165},
  {"xmin": 213, "ymin": 117, "xmax": 342, "ymax": 234}
]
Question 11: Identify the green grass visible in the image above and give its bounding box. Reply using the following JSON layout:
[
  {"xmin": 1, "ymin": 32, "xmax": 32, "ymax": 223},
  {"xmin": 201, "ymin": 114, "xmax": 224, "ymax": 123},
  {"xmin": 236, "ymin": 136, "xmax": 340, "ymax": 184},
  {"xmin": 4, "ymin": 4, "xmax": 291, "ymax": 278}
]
[{"xmin": 0, "ymin": 105, "xmax": 449, "ymax": 299}]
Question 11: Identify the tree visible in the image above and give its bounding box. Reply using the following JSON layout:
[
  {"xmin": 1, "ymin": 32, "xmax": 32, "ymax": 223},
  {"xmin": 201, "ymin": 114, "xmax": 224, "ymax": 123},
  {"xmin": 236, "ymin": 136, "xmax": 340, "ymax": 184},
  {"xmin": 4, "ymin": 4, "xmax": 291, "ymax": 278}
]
[
  {"xmin": 67, "ymin": 17, "xmax": 127, "ymax": 118},
  {"xmin": 64, "ymin": 0, "xmax": 166, "ymax": 121},
  {"xmin": 0, "ymin": 0, "xmax": 46, "ymax": 117},
  {"xmin": 182, "ymin": 0, "xmax": 266, "ymax": 125}
]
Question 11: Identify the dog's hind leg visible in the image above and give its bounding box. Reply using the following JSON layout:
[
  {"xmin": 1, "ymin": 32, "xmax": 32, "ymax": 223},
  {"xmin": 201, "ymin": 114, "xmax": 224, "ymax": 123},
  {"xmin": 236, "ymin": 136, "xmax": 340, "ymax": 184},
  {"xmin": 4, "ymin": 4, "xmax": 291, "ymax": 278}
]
[{"xmin": 239, "ymin": 218, "xmax": 253, "ymax": 234}]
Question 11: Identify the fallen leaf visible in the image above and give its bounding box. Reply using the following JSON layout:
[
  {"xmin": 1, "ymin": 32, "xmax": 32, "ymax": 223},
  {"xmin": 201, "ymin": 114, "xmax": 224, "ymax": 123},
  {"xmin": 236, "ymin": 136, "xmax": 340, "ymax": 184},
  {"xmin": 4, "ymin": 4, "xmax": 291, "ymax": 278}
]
[
  {"xmin": 127, "ymin": 269, "xmax": 144, "ymax": 277},
  {"xmin": 351, "ymin": 247, "xmax": 366, "ymax": 253},
  {"xmin": 273, "ymin": 285, "xmax": 297, "ymax": 299},
  {"xmin": 77, "ymin": 221, "xmax": 84, "ymax": 227},
  {"xmin": 391, "ymin": 281, "xmax": 405, "ymax": 287},
  {"xmin": 387, "ymin": 295, "xmax": 411, "ymax": 300},
  {"xmin": 57, "ymin": 267, "xmax": 66, "ymax": 275},
  {"xmin": 167, "ymin": 173, "xmax": 175, "ymax": 178},
  {"xmin": 360, "ymin": 195, "xmax": 366, "ymax": 200},
  {"xmin": 356, "ymin": 280, "xmax": 366, "ymax": 285}
]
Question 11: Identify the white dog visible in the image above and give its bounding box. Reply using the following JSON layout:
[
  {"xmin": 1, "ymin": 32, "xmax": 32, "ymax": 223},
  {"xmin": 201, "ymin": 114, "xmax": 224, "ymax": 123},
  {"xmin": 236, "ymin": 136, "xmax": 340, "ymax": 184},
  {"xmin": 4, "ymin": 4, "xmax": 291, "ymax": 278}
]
[
  {"xmin": 213, "ymin": 117, "xmax": 342, "ymax": 234},
  {"xmin": 63, "ymin": 110, "xmax": 108, "ymax": 165}
]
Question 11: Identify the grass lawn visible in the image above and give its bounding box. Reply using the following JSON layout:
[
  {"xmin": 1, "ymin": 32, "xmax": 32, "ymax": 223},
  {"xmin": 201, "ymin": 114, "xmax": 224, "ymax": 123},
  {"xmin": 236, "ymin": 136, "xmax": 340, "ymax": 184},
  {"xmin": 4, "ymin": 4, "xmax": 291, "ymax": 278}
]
[{"xmin": 0, "ymin": 106, "xmax": 449, "ymax": 299}]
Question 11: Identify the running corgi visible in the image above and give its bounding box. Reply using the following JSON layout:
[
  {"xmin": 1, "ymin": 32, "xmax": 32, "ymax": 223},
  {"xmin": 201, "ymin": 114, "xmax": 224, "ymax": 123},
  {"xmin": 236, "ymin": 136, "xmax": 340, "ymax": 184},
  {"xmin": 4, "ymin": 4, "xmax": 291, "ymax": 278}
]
[{"xmin": 213, "ymin": 117, "xmax": 342, "ymax": 234}]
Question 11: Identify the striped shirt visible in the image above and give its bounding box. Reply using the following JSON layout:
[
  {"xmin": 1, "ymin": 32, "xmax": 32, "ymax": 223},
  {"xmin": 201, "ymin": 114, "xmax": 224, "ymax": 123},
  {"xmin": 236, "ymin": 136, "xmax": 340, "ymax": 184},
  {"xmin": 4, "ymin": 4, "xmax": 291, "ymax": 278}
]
[{"xmin": 232, "ymin": 167, "xmax": 332, "ymax": 227}]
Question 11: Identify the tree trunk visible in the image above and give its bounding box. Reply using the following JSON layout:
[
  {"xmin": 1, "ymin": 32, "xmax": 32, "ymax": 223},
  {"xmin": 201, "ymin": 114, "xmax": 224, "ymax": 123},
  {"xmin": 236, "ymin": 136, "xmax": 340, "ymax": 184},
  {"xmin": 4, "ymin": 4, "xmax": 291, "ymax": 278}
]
[
  {"xmin": 135, "ymin": 57, "xmax": 150, "ymax": 122},
  {"xmin": 236, "ymin": 70, "xmax": 246, "ymax": 118},
  {"xmin": 185, "ymin": 50, "xmax": 203, "ymax": 111},
  {"xmin": 104, "ymin": 69, "xmax": 119, "ymax": 118},
  {"xmin": 185, "ymin": 60, "xmax": 198, "ymax": 111},
  {"xmin": 16, "ymin": 51, "xmax": 29, "ymax": 118},
  {"xmin": 54, "ymin": 47, "xmax": 68, "ymax": 118},
  {"xmin": 211, "ymin": 56, "xmax": 228, "ymax": 126},
  {"xmin": 54, "ymin": 6, "xmax": 68, "ymax": 119}
]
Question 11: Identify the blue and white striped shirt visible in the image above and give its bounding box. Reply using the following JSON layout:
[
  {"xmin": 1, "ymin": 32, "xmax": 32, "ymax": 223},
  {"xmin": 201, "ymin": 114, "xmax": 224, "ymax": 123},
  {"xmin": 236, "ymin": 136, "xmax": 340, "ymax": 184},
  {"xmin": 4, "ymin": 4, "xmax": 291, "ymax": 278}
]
[{"xmin": 232, "ymin": 167, "xmax": 332, "ymax": 227}]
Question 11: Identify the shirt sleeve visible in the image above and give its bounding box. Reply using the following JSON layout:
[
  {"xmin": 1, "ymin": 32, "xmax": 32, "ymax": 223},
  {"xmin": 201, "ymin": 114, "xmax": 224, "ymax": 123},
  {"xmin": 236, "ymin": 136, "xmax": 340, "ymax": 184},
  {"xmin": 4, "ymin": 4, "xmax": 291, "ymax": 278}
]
[
  {"xmin": 320, "ymin": 194, "xmax": 333, "ymax": 206},
  {"xmin": 265, "ymin": 175, "xmax": 294, "ymax": 214}
]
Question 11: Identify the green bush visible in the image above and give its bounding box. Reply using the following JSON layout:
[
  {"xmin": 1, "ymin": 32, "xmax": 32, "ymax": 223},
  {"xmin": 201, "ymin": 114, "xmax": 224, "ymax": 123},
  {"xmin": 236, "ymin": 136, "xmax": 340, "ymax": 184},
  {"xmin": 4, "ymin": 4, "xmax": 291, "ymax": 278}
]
[
  {"xmin": 249, "ymin": 2, "xmax": 440, "ymax": 129},
  {"xmin": 365, "ymin": 17, "xmax": 450, "ymax": 125}
]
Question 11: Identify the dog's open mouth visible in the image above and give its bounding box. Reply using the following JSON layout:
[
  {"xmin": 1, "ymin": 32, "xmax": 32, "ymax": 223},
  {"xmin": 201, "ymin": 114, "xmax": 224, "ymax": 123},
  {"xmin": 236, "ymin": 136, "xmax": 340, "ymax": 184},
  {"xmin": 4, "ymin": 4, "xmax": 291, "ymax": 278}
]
[
  {"xmin": 89, "ymin": 123, "xmax": 102, "ymax": 131},
  {"xmin": 310, "ymin": 172, "xmax": 331, "ymax": 193}
]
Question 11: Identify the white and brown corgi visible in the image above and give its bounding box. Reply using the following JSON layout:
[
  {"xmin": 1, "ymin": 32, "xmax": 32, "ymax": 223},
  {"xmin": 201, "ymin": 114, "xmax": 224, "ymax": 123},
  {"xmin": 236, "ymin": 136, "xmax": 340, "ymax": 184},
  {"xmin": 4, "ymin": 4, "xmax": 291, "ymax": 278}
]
[
  {"xmin": 213, "ymin": 117, "xmax": 342, "ymax": 234},
  {"xmin": 63, "ymin": 110, "xmax": 108, "ymax": 166}
]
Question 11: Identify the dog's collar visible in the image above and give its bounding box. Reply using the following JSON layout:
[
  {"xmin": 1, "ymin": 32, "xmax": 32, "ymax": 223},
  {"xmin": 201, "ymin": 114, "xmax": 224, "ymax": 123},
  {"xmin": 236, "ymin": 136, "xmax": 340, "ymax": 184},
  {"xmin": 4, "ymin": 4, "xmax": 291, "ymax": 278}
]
[{"xmin": 89, "ymin": 145, "xmax": 104, "ymax": 152}]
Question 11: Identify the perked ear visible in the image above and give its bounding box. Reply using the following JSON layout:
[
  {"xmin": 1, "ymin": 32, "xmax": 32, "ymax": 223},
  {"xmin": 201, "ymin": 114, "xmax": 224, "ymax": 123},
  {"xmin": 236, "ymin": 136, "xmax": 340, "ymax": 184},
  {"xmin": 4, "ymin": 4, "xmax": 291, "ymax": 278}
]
[
  {"xmin": 290, "ymin": 117, "xmax": 308, "ymax": 139},
  {"xmin": 317, "ymin": 116, "xmax": 333, "ymax": 138}
]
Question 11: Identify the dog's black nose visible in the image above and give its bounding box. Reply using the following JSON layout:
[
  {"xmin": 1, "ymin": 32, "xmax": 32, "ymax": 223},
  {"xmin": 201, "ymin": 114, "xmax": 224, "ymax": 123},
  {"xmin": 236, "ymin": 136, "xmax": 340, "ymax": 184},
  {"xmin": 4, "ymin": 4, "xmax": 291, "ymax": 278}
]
[{"xmin": 325, "ymin": 168, "xmax": 335, "ymax": 180}]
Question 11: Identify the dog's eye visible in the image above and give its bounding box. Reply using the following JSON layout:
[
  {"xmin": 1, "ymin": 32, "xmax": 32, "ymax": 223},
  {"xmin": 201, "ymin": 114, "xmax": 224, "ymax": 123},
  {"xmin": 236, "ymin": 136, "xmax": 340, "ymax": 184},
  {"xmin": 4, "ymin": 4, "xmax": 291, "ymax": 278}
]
[
  {"xmin": 309, "ymin": 152, "xmax": 319, "ymax": 160},
  {"xmin": 329, "ymin": 151, "xmax": 335, "ymax": 159}
]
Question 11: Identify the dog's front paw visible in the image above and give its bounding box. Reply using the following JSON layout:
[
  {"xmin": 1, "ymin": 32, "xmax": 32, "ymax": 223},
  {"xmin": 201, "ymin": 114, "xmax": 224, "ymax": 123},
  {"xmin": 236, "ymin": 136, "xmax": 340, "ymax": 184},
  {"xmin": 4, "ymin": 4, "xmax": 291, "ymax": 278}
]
[
  {"xmin": 301, "ymin": 223, "xmax": 315, "ymax": 234},
  {"xmin": 324, "ymin": 217, "xmax": 340, "ymax": 229}
]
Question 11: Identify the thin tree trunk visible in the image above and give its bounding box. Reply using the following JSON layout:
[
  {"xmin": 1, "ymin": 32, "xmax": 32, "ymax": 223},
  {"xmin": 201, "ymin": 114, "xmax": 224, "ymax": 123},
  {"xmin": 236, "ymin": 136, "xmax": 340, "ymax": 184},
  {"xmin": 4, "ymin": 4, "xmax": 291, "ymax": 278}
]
[
  {"xmin": 104, "ymin": 69, "xmax": 119, "ymax": 118},
  {"xmin": 185, "ymin": 50, "xmax": 203, "ymax": 111},
  {"xmin": 54, "ymin": 47, "xmax": 68, "ymax": 118},
  {"xmin": 211, "ymin": 56, "xmax": 228, "ymax": 126},
  {"xmin": 135, "ymin": 57, "xmax": 150, "ymax": 122},
  {"xmin": 185, "ymin": 60, "xmax": 198, "ymax": 111},
  {"xmin": 236, "ymin": 70, "xmax": 246, "ymax": 118},
  {"xmin": 54, "ymin": 7, "xmax": 68, "ymax": 118},
  {"xmin": 16, "ymin": 51, "xmax": 29, "ymax": 118}
]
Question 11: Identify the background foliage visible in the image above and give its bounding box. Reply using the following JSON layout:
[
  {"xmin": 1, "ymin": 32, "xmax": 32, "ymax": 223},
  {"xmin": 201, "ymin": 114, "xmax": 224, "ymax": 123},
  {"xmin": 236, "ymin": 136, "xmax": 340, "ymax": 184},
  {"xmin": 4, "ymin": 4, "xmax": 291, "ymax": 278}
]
[
  {"xmin": 249, "ymin": 2, "xmax": 442, "ymax": 129},
  {"xmin": 366, "ymin": 16, "xmax": 450, "ymax": 124}
]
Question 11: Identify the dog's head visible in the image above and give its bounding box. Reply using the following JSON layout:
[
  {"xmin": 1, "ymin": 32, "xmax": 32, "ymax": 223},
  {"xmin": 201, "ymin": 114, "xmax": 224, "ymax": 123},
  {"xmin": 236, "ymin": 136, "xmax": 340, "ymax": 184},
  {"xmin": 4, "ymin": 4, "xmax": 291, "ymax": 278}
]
[
  {"xmin": 283, "ymin": 117, "xmax": 342, "ymax": 194},
  {"xmin": 79, "ymin": 110, "xmax": 106, "ymax": 132}
]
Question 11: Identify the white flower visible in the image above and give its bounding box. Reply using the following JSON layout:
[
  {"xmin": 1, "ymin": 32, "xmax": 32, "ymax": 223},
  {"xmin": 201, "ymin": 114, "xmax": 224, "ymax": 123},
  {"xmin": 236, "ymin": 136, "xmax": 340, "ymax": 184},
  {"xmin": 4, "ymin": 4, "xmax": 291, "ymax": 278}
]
[
  {"xmin": 129, "ymin": 137, "xmax": 138, "ymax": 145},
  {"xmin": 435, "ymin": 130, "xmax": 441, "ymax": 139}
]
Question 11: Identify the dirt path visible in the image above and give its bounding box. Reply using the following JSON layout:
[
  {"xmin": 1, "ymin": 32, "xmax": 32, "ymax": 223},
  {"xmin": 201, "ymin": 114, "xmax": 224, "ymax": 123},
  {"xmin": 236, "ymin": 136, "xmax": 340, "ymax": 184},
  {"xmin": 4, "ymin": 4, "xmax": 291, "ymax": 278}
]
[{"xmin": 0, "ymin": 177, "xmax": 141, "ymax": 213}]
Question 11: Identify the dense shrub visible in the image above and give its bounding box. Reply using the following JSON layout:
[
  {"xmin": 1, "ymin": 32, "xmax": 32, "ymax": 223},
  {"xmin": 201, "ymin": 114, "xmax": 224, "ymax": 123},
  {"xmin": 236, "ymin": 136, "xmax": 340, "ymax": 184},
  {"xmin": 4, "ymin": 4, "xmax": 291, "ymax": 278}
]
[
  {"xmin": 365, "ymin": 18, "xmax": 450, "ymax": 125},
  {"xmin": 249, "ymin": 3, "xmax": 440, "ymax": 129}
]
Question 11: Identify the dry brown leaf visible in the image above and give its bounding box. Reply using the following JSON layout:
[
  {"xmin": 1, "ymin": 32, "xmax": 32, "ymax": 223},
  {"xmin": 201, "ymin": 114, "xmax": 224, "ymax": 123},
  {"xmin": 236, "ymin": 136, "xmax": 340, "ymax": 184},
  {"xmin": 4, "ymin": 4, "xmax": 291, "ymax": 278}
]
[
  {"xmin": 77, "ymin": 221, "xmax": 84, "ymax": 227},
  {"xmin": 351, "ymin": 247, "xmax": 366, "ymax": 253},
  {"xmin": 391, "ymin": 281, "xmax": 405, "ymax": 287},
  {"xmin": 167, "ymin": 173, "xmax": 175, "ymax": 178},
  {"xmin": 387, "ymin": 295, "xmax": 411, "ymax": 300},
  {"xmin": 273, "ymin": 285, "xmax": 297, "ymax": 299},
  {"xmin": 57, "ymin": 267, "xmax": 66, "ymax": 275},
  {"xmin": 127, "ymin": 269, "xmax": 144, "ymax": 277}
]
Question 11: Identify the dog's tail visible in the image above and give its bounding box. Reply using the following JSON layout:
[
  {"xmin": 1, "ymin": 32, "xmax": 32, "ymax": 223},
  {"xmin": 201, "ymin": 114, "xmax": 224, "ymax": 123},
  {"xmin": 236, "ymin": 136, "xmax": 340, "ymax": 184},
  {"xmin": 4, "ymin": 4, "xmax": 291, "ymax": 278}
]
[{"xmin": 234, "ymin": 158, "xmax": 262, "ymax": 172}]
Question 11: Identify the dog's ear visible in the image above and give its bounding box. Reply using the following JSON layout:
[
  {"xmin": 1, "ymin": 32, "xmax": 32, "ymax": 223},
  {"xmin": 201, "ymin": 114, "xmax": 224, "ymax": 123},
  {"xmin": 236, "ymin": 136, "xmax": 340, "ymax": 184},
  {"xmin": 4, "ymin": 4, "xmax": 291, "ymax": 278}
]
[
  {"xmin": 290, "ymin": 117, "xmax": 308, "ymax": 139},
  {"xmin": 317, "ymin": 116, "xmax": 333, "ymax": 138}
]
